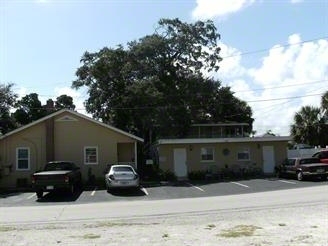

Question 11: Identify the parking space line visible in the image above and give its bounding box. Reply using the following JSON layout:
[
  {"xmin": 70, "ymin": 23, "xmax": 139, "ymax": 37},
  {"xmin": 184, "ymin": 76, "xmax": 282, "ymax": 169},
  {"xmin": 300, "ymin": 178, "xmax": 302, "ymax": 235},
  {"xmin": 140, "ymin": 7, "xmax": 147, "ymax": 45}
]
[
  {"xmin": 141, "ymin": 187, "xmax": 149, "ymax": 195},
  {"xmin": 91, "ymin": 187, "xmax": 97, "ymax": 196},
  {"xmin": 27, "ymin": 193, "xmax": 36, "ymax": 200},
  {"xmin": 186, "ymin": 182, "xmax": 205, "ymax": 192},
  {"xmin": 230, "ymin": 182, "xmax": 249, "ymax": 188},
  {"xmin": 278, "ymin": 180, "xmax": 297, "ymax": 185}
]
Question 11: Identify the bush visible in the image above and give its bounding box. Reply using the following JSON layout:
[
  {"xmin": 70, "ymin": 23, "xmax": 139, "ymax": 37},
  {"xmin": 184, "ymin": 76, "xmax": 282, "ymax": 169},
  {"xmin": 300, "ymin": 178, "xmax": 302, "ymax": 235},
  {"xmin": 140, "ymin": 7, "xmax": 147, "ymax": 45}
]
[
  {"xmin": 188, "ymin": 170, "xmax": 207, "ymax": 180},
  {"xmin": 159, "ymin": 169, "xmax": 177, "ymax": 181}
]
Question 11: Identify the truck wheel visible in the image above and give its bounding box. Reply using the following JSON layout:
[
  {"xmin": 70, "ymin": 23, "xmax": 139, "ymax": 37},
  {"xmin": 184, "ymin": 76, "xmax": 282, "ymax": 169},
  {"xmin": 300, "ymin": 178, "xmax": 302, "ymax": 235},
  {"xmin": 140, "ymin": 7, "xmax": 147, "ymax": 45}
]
[
  {"xmin": 297, "ymin": 172, "xmax": 304, "ymax": 181},
  {"xmin": 36, "ymin": 190, "xmax": 43, "ymax": 198}
]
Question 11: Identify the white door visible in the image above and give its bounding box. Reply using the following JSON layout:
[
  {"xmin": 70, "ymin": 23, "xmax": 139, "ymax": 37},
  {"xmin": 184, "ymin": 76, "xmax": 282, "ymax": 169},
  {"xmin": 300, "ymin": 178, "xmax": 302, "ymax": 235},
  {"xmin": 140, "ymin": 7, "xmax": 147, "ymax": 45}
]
[
  {"xmin": 174, "ymin": 148, "xmax": 187, "ymax": 178},
  {"xmin": 263, "ymin": 146, "xmax": 275, "ymax": 173}
]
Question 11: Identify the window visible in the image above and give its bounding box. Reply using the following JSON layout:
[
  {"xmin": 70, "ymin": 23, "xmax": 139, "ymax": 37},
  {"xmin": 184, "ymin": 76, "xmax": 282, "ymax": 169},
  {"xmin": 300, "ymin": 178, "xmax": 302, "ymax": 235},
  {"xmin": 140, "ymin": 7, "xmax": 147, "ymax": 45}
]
[
  {"xmin": 16, "ymin": 147, "xmax": 30, "ymax": 170},
  {"xmin": 84, "ymin": 146, "xmax": 98, "ymax": 165},
  {"xmin": 201, "ymin": 147, "xmax": 214, "ymax": 161},
  {"xmin": 237, "ymin": 148, "xmax": 250, "ymax": 161}
]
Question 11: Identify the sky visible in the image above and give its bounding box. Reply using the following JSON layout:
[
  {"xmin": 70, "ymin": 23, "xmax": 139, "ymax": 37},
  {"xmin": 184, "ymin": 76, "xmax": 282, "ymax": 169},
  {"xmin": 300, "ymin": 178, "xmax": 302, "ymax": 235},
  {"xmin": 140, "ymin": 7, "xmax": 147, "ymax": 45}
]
[{"xmin": 1, "ymin": 0, "xmax": 327, "ymax": 136}]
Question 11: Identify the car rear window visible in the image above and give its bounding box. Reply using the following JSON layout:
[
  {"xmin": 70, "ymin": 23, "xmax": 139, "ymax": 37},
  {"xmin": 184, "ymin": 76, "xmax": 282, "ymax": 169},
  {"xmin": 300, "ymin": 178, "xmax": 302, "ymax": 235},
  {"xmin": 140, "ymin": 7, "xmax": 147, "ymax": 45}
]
[
  {"xmin": 300, "ymin": 158, "xmax": 320, "ymax": 164},
  {"xmin": 112, "ymin": 166, "xmax": 133, "ymax": 172}
]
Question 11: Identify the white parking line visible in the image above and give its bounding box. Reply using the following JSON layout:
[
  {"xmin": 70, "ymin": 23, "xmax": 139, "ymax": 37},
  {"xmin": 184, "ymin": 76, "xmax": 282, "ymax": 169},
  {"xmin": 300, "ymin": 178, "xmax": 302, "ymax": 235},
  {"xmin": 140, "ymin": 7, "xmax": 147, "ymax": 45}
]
[
  {"xmin": 27, "ymin": 193, "xmax": 36, "ymax": 200},
  {"xmin": 186, "ymin": 183, "xmax": 205, "ymax": 192},
  {"xmin": 141, "ymin": 187, "xmax": 149, "ymax": 196},
  {"xmin": 278, "ymin": 180, "xmax": 297, "ymax": 185},
  {"xmin": 91, "ymin": 187, "xmax": 97, "ymax": 196},
  {"xmin": 230, "ymin": 181, "xmax": 249, "ymax": 188}
]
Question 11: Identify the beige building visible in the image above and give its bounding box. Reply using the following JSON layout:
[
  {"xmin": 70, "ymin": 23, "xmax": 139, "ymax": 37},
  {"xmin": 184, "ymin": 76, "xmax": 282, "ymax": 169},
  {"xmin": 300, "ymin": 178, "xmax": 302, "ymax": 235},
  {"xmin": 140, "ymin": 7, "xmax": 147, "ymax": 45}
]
[
  {"xmin": 157, "ymin": 124, "xmax": 291, "ymax": 179},
  {"xmin": 0, "ymin": 109, "xmax": 143, "ymax": 189}
]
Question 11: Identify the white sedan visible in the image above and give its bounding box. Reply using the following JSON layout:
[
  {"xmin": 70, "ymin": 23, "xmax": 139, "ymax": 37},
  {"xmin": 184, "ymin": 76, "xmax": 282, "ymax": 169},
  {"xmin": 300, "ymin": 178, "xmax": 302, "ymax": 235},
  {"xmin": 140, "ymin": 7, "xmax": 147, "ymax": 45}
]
[{"xmin": 105, "ymin": 165, "xmax": 140, "ymax": 191}]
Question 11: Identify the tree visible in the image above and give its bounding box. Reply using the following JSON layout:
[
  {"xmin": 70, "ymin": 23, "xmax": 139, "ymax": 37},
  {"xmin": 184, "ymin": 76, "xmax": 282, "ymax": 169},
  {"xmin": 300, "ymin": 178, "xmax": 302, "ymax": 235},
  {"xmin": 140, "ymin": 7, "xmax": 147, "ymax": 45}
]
[
  {"xmin": 72, "ymin": 18, "xmax": 253, "ymax": 142},
  {"xmin": 0, "ymin": 83, "xmax": 17, "ymax": 134},
  {"xmin": 55, "ymin": 95, "xmax": 76, "ymax": 110},
  {"xmin": 13, "ymin": 93, "xmax": 47, "ymax": 126},
  {"xmin": 291, "ymin": 91, "xmax": 328, "ymax": 147},
  {"xmin": 291, "ymin": 106, "xmax": 322, "ymax": 146}
]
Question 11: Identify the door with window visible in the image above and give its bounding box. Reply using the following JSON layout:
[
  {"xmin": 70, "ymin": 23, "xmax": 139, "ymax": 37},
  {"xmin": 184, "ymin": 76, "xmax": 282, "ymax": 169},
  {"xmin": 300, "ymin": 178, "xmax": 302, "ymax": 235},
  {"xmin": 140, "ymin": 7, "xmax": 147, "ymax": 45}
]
[
  {"xmin": 173, "ymin": 148, "xmax": 187, "ymax": 178},
  {"xmin": 263, "ymin": 146, "xmax": 275, "ymax": 173}
]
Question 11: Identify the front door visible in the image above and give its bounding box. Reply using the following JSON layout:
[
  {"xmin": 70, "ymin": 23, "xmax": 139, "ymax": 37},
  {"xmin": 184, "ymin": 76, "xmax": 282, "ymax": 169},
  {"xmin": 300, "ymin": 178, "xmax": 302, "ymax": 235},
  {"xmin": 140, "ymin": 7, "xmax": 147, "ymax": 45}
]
[
  {"xmin": 263, "ymin": 146, "xmax": 275, "ymax": 173},
  {"xmin": 174, "ymin": 148, "xmax": 187, "ymax": 178}
]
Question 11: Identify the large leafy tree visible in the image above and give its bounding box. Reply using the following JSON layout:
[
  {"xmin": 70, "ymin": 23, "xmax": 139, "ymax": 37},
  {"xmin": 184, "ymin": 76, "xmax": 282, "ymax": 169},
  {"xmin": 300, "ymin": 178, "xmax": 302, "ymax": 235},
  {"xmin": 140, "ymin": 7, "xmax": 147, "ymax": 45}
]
[
  {"xmin": 55, "ymin": 95, "xmax": 76, "ymax": 110},
  {"xmin": 72, "ymin": 18, "xmax": 253, "ymax": 142},
  {"xmin": 0, "ymin": 83, "xmax": 17, "ymax": 134},
  {"xmin": 13, "ymin": 93, "xmax": 47, "ymax": 126}
]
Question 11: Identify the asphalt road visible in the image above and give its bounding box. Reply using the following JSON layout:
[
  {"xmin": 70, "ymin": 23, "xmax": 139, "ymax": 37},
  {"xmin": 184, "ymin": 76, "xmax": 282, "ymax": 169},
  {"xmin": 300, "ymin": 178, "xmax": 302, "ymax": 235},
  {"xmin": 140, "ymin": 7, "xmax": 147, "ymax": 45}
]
[
  {"xmin": 1, "ymin": 184, "xmax": 327, "ymax": 225},
  {"xmin": 0, "ymin": 177, "xmax": 327, "ymax": 208}
]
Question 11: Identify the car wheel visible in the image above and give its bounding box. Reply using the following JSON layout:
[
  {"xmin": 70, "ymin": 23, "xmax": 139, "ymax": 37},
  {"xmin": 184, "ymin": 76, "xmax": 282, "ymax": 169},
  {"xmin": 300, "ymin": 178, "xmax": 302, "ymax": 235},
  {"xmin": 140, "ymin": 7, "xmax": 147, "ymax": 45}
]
[
  {"xmin": 297, "ymin": 172, "xmax": 304, "ymax": 181},
  {"xmin": 70, "ymin": 184, "xmax": 75, "ymax": 195},
  {"xmin": 36, "ymin": 190, "xmax": 43, "ymax": 198}
]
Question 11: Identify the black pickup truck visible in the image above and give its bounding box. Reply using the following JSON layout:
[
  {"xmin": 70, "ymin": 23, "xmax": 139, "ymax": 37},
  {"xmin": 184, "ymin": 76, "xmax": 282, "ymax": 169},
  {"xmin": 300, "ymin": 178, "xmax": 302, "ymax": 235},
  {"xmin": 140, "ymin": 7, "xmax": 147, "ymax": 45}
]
[{"xmin": 31, "ymin": 161, "xmax": 82, "ymax": 198}]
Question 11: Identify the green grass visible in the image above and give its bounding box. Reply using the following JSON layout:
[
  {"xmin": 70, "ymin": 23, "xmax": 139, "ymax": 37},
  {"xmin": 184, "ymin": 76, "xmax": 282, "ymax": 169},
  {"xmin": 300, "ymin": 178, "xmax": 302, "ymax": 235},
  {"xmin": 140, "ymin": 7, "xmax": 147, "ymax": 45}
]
[
  {"xmin": 82, "ymin": 233, "xmax": 101, "ymax": 239},
  {"xmin": 218, "ymin": 225, "xmax": 262, "ymax": 238},
  {"xmin": 0, "ymin": 226, "xmax": 16, "ymax": 232},
  {"xmin": 205, "ymin": 224, "xmax": 216, "ymax": 230},
  {"xmin": 85, "ymin": 221, "xmax": 159, "ymax": 228},
  {"xmin": 71, "ymin": 233, "xmax": 101, "ymax": 239}
]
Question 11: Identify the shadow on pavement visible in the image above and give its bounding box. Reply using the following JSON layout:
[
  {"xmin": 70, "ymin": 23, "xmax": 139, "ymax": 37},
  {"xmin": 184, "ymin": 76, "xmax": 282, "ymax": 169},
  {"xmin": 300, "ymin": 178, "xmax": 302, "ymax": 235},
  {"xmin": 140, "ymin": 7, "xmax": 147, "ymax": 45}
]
[
  {"xmin": 36, "ymin": 189, "xmax": 83, "ymax": 203},
  {"xmin": 107, "ymin": 187, "xmax": 146, "ymax": 197}
]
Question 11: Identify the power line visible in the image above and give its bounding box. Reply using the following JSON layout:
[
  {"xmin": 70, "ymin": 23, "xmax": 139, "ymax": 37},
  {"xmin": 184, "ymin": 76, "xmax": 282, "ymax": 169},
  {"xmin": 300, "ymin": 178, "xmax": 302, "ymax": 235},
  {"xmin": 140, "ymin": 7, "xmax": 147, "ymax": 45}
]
[
  {"xmin": 221, "ymin": 36, "xmax": 328, "ymax": 59},
  {"xmin": 13, "ymin": 91, "xmax": 324, "ymax": 111},
  {"xmin": 232, "ymin": 79, "xmax": 328, "ymax": 93}
]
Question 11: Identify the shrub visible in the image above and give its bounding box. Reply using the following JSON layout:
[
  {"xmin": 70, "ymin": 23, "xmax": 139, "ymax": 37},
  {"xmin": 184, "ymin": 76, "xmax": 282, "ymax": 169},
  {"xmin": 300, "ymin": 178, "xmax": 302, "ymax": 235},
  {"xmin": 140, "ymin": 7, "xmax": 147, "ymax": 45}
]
[
  {"xmin": 188, "ymin": 170, "xmax": 207, "ymax": 180},
  {"xmin": 159, "ymin": 169, "xmax": 177, "ymax": 181}
]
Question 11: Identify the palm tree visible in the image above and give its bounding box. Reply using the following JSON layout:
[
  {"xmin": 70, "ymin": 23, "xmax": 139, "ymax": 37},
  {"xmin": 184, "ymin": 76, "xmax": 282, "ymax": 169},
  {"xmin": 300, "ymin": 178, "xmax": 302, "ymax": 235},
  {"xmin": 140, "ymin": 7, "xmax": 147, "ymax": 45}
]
[
  {"xmin": 320, "ymin": 91, "xmax": 328, "ymax": 147},
  {"xmin": 291, "ymin": 106, "xmax": 321, "ymax": 146}
]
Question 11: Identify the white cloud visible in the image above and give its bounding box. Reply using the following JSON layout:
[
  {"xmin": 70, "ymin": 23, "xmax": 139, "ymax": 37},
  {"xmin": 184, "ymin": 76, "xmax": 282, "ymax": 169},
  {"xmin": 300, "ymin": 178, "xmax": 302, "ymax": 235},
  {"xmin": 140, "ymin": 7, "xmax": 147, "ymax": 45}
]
[
  {"xmin": 192, "ymin": 0, "xmax": 256, "ymax": 20},
  {"xmin": 35, "ymin": 0, "xmax": 49, "ymax": 3},
  {"xmin": 215, "ymin": 35, "xmax": 328, "ymax": 136},
  {"xmin": 290, "ymin": 0, "xmax": 303, "ymax": 4}
]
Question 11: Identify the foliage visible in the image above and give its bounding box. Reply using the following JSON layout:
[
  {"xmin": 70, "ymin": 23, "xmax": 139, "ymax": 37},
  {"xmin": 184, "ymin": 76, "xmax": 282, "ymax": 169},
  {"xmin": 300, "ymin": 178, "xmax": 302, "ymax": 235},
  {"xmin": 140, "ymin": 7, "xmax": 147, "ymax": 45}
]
[
  {"xmin": 13, "ymin": 93, "xmax": 47, "ymax": 126},
  {"xmin": 291, "ymin": 94, "xmax": 328, "ymax": 147},
  {"xmin": 0, "ymin": 83, "xmax": 18, "ymax": 134},
  {"xmin": 158, "ymin": 169, "xmax": 177, "ymax": 181},
  {"xmin": 11, "ymin": 93, "xmax": 77, "ymax": 128},
  {"xmin": 72, "ymin": 18, "xmax": 254, "ymax": 143},
  {"xmin": 55, "ymin": 95, "xmax": 76, "ymax": 110},
  {"xmin": 188, "ymin": 170, "xmax": 207, "ymax": 180}
]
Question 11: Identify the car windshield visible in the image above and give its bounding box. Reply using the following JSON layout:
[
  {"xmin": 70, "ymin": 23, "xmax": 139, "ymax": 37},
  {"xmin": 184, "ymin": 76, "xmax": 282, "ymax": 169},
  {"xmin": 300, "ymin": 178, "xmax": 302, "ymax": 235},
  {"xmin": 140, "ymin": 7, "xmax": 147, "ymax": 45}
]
[
  {"xmin": 112, "ymin": 166, "xmax": 133, "ymax": 172},
  {"xmin": 44, "ymin": 162, "xmax": 74, "ymax": 171}
]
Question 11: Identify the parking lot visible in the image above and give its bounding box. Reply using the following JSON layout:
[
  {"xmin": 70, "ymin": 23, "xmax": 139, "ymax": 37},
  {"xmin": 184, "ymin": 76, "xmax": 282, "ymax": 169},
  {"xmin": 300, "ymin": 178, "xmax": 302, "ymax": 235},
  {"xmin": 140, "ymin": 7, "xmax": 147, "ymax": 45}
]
[{"xmin": 0, "ymin": 177, "xmax": 327, "ymax": 207}]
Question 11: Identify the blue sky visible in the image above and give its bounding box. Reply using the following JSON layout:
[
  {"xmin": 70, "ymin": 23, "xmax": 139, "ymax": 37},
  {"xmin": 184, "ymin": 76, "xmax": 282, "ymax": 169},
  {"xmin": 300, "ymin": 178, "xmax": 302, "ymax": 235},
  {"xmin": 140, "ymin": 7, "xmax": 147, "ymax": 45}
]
[{"xmin": 1, "ymin": 0, "xmax": 327, "ymax": 136}]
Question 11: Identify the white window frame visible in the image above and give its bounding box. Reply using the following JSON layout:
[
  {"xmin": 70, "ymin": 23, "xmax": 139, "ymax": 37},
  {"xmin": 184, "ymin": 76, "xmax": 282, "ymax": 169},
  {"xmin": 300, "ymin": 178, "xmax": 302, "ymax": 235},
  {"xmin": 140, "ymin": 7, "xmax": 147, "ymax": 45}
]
[
  {"xmin": 16, "ymin": 147, "xmax": 30, "ymax": 171},
  {"xmin": 84, "ymin": 146, "xmax": 98, "ymax": 165},
  {"xmin": 200, "ymin": 147, "xmax": 215, "ymax": 162},
  {"xmin": 237, "ymin": 148, "xmax": 250, "ymax": 161}
]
